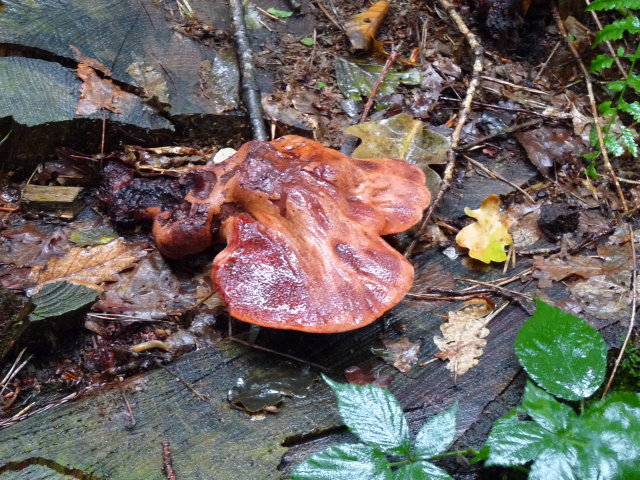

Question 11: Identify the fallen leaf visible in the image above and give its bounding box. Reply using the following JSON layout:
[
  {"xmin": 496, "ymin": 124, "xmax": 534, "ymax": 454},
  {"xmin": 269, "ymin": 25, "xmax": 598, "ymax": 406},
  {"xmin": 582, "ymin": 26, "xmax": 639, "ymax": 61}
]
[
  {"xmin": 379, "ymin": 337, "xmax": 420, "ymax": 373},
  {"xmin": 455, "ymin": 194, "xmax": 513, "ymax": 263},
  {"xmin": 344, "ymin": 365, "xmax": 394, "ymax": 388},
  {"xmin": 345, "ymin": 1, "xmax": 390, "ymax": 51},
  {"xmin": 126, "ymin": 62, "xmax": 169, "ymax": 104},
  {"xmin": 532, "ymin": 255, "xmax": 606, "ymax": 288},
  {"xmin": 75, "ymin": 63, "xmax": 125, "ymax": 116},
  {"xmin": 345, "ymin": 113, "xmax": 448, "ymax": 193},
  {"xmin": 335, "ymin": 58, "xmax": 421, "ymax": 101},
  {"xmin": 31, "ymin": 238, "xmax": 146, "ymax": 288},
  {"xmin": 569, "ymin": 271, "xmax": 639, "ymax": 321},
  {"xmin": 515, "ymin": 127, "xmax": 584, "ymax": 177},
  {"xmin": 434, "ymin": 303, "xmax": 492, "ymax": 379}
]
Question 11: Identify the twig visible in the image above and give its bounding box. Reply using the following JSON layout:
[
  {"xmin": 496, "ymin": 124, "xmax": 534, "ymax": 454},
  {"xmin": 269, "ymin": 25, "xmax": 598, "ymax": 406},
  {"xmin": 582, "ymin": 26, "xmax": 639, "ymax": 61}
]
[
  {"xmin": 460, "ymin": 118, "xmax": 544, "ymax": 151},
  {"xmin": 601, "ymin": 223, "xmax": 637, "ymax": 398},
  {"xmin": 162, "ymin": 441, "xmax": 178, "ymax": 480},
  {"xmin": 480, "ymin": 75, "xmax": 550, "ymax": 95},
  {"xmin": 0, "ymin": 349, "xmax": 31, "ymax": 398},
  {"xmin": 230, "ymin": 0, "xmax": 268, "ymax": 141},
  {"xmin": 463, "ymin": 155, "xmax": 536, "ymax": 203},
  {"xmin": 552, "ymin": 3, "xmax": 628, "ymax": 212},
  {"xmin": 359, "ymin": 49, "xmax": 400, "ymax": 123},
  {"xmin": 534, "ymin": 40, "xmax": 561, "ymax": 82},
  {"xmin": 226, "ymin": 335, "xmax": 328, "ymax": 371},
  {"xmin": 408, "ymin": 285, "xmax": 532, "ymax": 313},
  {"xmin": 311, "ymin": 0, "xmax": 344, "ymax": 32},
  {"xmin": 159, "ymin": 365, "xmax": 211, "ymax": 402},
  {"xmin": 456, "ymin": 278, "xmax": 533, "ymax": 301},
  {"xmin": 405, "ymin": 0, "xmax": 483, "ymax": 257},
  {"xmin": 120, "ymin": 388, "xmax": 136, "ymax": 428},
  {"xmin": 584, "ymin": 0, "xmax": 627, "ymax": 78}
]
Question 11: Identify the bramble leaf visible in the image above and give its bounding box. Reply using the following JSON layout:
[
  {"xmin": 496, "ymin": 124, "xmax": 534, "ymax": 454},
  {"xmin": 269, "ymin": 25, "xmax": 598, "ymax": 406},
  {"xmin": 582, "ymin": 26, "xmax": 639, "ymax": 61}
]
[
  {"xmin": 590, "ymin": 54, "xmax": 614, "ymax": 72},
  {"xmin": 485, "ymin": 411, "xmax": 555, "ymax": 466},
  {"xmin": 323, "ymin": 376, "xmax": 411, "ymax": 456},
  {"xmin": 393, "ymin": 462, "xmax": 452, "ymax": 480},
  {"xmin": 291, "ymin": 444, "xmax": 392, "ymax": 480},
  {"xmin": 514, "ymin": 299, "xmax": 607, "ymax": 401},
  {"xmin": 414, "ymin": 403, "xmax": 458, "ymax": 458},
  {"xmin": 595, "ymin": 16, "xmax": 640, "ymax": 45},
  {"xmin": 520, "ymin": 382, "xmax": 576, "ymax": 432}
]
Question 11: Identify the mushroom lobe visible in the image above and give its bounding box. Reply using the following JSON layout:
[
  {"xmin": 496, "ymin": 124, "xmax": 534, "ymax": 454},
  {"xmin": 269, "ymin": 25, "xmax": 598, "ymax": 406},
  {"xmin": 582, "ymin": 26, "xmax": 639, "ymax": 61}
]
[{"xmin": 101, "ymin": 135, "xmax": 430, "ymax": 333}]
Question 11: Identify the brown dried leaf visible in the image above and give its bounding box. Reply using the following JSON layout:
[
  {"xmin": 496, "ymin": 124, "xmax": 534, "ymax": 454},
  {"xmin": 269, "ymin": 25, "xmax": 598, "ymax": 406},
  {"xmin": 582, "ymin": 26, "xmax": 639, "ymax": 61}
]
[
  {"xmin": 381, "ymin": 337, "xmax": 420, "ymax": 373},
  {"xmin": 434, "ymin": 303, "xmax": 492, "ymax": 379},
  {"xmin": 31, "ymin": 238, "xmax": 145, "ymax": 288},
  {"xmin": 75, "ymin": 63, "xmax": 126, "ymax": 116},
  {"xmin": 532, "ymin": 255, "xmax": 605, "ymax": 288},
  {"xmin": 344, "ymin": 365, "xmax": 393, "ymax": 388}
]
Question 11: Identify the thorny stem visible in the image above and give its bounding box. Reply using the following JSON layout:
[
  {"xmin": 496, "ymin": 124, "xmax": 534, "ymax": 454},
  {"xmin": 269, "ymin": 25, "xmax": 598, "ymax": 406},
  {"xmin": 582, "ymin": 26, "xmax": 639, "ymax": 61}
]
[
  {"xmin": 552, "ymin": 3, "xmax": 628, "ymax": 212},
  {"xmin": 385, "ymin": 448, "xmax": 479, "ymax": 467},
  {"xmin": 404, "ymin": 0, "xmax": 483, "ymax": 258},
  {"xmin": 602, "ymin": 223, "xmax": 637, "ymax": 398}
]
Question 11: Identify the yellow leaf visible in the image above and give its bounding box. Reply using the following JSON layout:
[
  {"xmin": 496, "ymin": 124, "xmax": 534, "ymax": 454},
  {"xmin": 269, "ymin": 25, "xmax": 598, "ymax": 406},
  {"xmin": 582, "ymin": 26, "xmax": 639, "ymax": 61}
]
[
  {"xmin": 433, "ymin": 302, "xmax": 493, "ymax": 379},
  {"xmin": 455, "ymin": 194, "xmax": 513, "ymax": 263},
  {"xmin": 31, "ymin": 238, "xmax": 146, "ymax": 288}
]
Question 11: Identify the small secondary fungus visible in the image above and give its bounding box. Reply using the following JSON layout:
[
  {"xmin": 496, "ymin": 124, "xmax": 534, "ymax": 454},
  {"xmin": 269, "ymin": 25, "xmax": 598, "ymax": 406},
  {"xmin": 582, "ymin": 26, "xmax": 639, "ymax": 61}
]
[{"xmin": 100, "ymin": 136, "xmax": 430, "ymax": 333}]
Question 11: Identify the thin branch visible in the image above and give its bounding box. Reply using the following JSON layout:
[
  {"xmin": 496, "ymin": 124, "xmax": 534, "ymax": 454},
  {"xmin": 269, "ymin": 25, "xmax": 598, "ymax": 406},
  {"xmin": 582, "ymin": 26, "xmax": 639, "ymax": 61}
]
[
  {"xmin": 552, "ymin": 3, "xmax": 628, "ymax": 212},
  {"xmin": 230, "ymin": 0, "xmax": 268, "ymax": 141},
  {"xmin": 162, "ymin": 441, "xmax": 178, "ymax": 480},
  {"xmin": 534, "ymin": 40, "xmax": 561, "ymax": 82},
  {"xmin": 601, "ymin": 223, "xmax": 637, "ymax": 398},
  {"xmin": 359, "ymin": 49, "xmax": 399, "ymax": 123},
  {"xmin": 463, "ymin": 155, "xmax": 536, "ymax": 203},
  {"xmin": 460, "ymin": 118, "xmax": 544, "ymax": 151},
  {"xmin": 226, "ymin": 335, "xmax": 328, "ymax": 371},
  {"xmin": 405, "ymin": 0, "xmax": 483, "ymax": 257}
]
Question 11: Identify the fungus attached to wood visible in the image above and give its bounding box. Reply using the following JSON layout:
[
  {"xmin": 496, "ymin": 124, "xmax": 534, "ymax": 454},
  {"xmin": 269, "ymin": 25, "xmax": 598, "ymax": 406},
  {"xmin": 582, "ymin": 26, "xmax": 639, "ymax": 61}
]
[{"xmin": 100, "ymin": 135, "xmax": 430, "ymax": 333}]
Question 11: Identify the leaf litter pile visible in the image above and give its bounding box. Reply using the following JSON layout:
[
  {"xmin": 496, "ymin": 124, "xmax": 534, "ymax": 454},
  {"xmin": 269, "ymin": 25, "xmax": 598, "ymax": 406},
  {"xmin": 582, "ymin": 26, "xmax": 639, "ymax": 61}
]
[{"xmin": 0, "ymin": 0, "xmax": 639, "ymax": 453}]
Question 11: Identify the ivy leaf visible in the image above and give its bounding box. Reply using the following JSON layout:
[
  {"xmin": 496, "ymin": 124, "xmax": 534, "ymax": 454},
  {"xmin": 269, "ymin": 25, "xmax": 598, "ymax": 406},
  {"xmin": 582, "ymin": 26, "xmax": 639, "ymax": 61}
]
[
  {"xmin": 455, "ymin": 194, "xmax": 513, "ymax": 263},
  {"xmin": 414, "ymin": 403, "xmax": 458, "ymax": 458},
  {"xmin": 587, "ymin": 0, "xmax": 640, "ymax": 11},
  {"xmin": 595, "ymin": 16, "xmax": 640, "ymax": 45},
  {"xmin": 619, "ymin": 99, "xmax": 640, "ymax": 122},
  {"xmin": 291, "ymin": 444, "xmax": 392, "ymax": 480},
  {"xmin": 604, "ymin": 132, "xmax": 625, "ymax": 157},
  {"xmin": 266, "ymin": 7, "xmax": 293, "ymax": 18},
  {"xmin": 514, "ymin": 299, "xmax": 607, "ymax": 401},
  {"xmin": 590, "ymin": 54, "xmax": 614, "ymax": 73},
  {"xmin": 619, "ymin": 127, "xmax": 638, "ymax": 156},
  {"xmin": 520, "ymin": 382, "xmax": 576, "ymax": 432},
  {"xmin": 485, "ymin": 411, "xmax": 556, "ymax": 466},
  {"xmin": 393, "ymin": 462, "xmax": 452, "ymax": 480},
  {"xmin": 323, "ymin": 375, "xmax": 411, "ymax": 456}
]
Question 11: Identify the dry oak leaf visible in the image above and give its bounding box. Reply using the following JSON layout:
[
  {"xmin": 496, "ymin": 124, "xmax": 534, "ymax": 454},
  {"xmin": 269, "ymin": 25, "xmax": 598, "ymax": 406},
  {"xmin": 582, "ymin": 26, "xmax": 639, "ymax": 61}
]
[
  {"xmin": 433, "ymin": 303, "xmax": 492, "ymax": 379},
  {"xmin": 31, "ymin": 238, "xmax": 146, "ymax": 289},
  {"xmin": 455, "ymin": 194, "xmax": 513, "ymax": 264},
  {"xmin": 381, "ymin": 337, "xmax": 420, "ymax": 373}
]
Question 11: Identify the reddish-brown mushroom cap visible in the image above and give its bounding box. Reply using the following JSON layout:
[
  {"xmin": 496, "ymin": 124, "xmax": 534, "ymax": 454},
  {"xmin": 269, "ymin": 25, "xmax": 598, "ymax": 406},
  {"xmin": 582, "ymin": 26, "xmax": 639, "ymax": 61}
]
[{"xmin": 101, "ymin": 135, "xmax": 430, "ymax": 333}]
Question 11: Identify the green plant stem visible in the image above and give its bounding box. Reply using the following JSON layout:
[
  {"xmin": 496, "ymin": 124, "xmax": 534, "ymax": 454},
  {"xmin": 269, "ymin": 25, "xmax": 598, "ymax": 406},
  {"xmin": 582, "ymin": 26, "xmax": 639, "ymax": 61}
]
[{"xmin": 386, "ymin": 448, "xmax": 479, "ymax": 468}]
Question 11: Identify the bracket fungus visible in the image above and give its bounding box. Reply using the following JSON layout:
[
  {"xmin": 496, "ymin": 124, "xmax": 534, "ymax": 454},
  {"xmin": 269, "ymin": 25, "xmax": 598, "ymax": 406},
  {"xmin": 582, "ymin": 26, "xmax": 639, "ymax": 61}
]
[{"xmin": 100, "ymin": 136, "xmax": 430, "ymax": 333}]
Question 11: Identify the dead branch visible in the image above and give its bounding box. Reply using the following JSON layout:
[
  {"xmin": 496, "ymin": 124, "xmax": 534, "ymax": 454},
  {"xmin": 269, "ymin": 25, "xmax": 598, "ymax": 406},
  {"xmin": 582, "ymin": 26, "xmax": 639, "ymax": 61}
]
[
  {"xmin": 230, "ymin": 0, "xmax": 268, "ymax": 141},
  {"xmin": 359, "ymin": 49, "xmax": 399, "ymax": 123},
  {"xmin": 552, "ymin": 3, "xmax": 627, "ymax": 212},
  {"xmin": 405, "ymin": 0, "xmax": 483, "ymax": 257},
  {"xmin": 463, "ymin": 155, "xmax": 536, "ymax": 203},
  {"xmin": 162, "ymin": 441, "xmax": 178, "ymax": 480}
]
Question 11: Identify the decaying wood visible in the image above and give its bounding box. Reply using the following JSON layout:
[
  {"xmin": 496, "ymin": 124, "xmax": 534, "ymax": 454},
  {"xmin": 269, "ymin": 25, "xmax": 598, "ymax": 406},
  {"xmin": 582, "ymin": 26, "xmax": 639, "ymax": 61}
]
[{"xmin": 20, "ymin": 185, "xmax": 83, "ymax": 219}]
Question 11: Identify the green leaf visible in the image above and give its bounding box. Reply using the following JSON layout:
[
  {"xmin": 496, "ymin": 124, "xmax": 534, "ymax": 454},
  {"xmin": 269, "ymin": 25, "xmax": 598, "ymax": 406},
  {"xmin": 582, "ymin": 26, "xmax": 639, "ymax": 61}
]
[
  {"xmin": 414, "ymin": 403, "xmax": 458, "ymax": 458},
  {"xmin": 598, "ymin": 100, "xmax": 617, "ymax": 116},
  {"xmin": 528, "ymin": 447, "xmax": 579, "ymax": 480},
  {"xmin": 619, "ymin": 99, "xmax": 640, "ymax": 122},
  {"xmin": 514, "ymin": 299, "xmax": 607, "ymax": 401},
  {"xmin": 595, "ymin": 16, "xmax": 640, "ymax": 45},
  {"xmin": 606, "ymin": 80, "xmax": 626, "ymax": 92},
  {"xmin": 266, "ymin": 7, "xmax": 293, "ymax": 17},
  {"xmin": 291, "ymin": 444, "xmax": 392, "ymax": 480},
  {"xmin": 590, "ymin": 54, "xmax": 614, "ymax": 73},
  {"xmin": 627, "ymin": 73, "xmax": 640, "ymax": 94},
  {"xmin": 619, "ymin": 127, "xmax": 638, "ymax": 156},
  {"xmin": 520, "ymin": 382, "xmax": 576, "ymax": 432},
  {"xmin": 316, "ymin": 81, "xmax": 326, "ymax": 88},
  {"xmin": 334, "ymin": 57, "xmax": 421, "ymax": 101},
  {"xmin": 393, "ymin": 462, "xmax": 452, "ymax": 480},
  {"xmin": 605, "ymin": 132, "xmax": 625, "ymax": 157},
  {"xmin": 589, "ymin": 125, "xmax": 599, "ymax": 147},
  {"xmin": 29, "ymin": 281, "xmax": 99, "ymax": 322},
  {"xmin": 470, "ymin": 444, "xmax": 490, "ymax": 464},
  {"xmin": 485, "ymin": 411, "xmax": 555, "ymax": 466},
  {"xmin": 587, "ymin": 0, "xmax": 640, "ymax": 11},
  {"xmin": 585, "ymin": 161, "xmax": 599, "ymax": 179},
  {"xmin": 323, "ymin": 375, "xmax": 411, "ymax": 456},
  {"xmin": 300, "ymin": 37, "xmax": 314, "ymax": 46}
]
